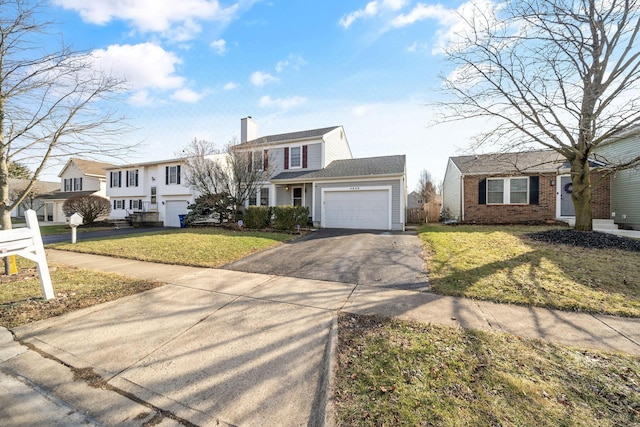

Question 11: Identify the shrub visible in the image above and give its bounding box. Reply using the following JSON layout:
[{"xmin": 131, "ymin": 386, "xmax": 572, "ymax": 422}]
[
  {"xmin": 185, "ymin": 193, "xmax": 234, "ymax": 225},
  {"xmin": 244, "ymin": 206, "xmax": 271, "ymax": 229},
  {"xmin": 62, "ymin": 195, "xmax": 111, "ymax": 225},
  {"xmin": 272, "ymin": 206, "xmax": 309, "ymax": 231}
]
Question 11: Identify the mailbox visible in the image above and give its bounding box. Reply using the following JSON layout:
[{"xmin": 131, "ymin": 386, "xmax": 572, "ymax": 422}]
[{"xmin": 69, "ymin": 212, "xmax": 84, "ymax": 228}]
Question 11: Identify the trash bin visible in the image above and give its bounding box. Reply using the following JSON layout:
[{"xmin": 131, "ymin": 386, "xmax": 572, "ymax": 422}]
[{"xmin": 178, "ymin": 214, "xmax": 186, "ymax": 228}]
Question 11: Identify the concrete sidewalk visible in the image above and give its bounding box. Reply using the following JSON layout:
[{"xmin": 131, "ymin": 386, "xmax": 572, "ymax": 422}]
[{"xmin": 2, "ymin": 250, "xmax": 640, "ymax": 426}]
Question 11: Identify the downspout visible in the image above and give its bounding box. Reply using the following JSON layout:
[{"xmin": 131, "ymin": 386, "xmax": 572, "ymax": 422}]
[{"xmin": 460, "ymin": 174, "xmax": 465, "ymax": 222}]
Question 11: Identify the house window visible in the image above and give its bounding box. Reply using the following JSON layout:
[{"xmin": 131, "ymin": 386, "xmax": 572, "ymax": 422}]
[
  {"xmin": 487, "ymin": 177, "xmax": 529, "ymax": 204},
  {"xmin": 290, "ymin": 147, "xmax": 301, "ymax": 168},
  {"xmin": 73, "ymin": 178, "xmax": 82, "ymax": 191},
  {"xmin": 248, "ymin": 190, "xmax": 257, "ymax": 206},
  {"xmin": 113, "ymin": 199, "xmax": 125, "ymax": 210},
  {"xmin": 127, "ymin": 169, "xmax": 139, "ymax": 187},
  {"xmin": 130, "ymin": 199, "xmax": 143, "ymax": 210},
  {"xmin": 64, "ymin": 179, "xmax": 72, "ymax": 192},
  {"xmin": 252, "ymin": 151, "xmax": 263, "ymax": 171},
  {"xmin": 110, "ymin": 171, "xmax": 122, "ymax": 188},
  {"xmin": 150, "ymin": 187, "xmax": 157, "ymax": 204},
  {"xmin": 166, "ymin": 166, "xmax": 181, "ymax": 185},
  {"xmin": 260, "ymin": 188, "xmax": 269, "ymax": 207}
]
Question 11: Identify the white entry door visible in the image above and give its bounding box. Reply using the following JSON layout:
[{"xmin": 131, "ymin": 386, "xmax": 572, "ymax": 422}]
[{"xmin": 322, "ymin": 188, "xmax": 391, "ymax": 230}]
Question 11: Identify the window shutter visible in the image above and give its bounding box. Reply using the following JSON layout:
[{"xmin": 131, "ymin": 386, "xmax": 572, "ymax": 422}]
[
  {"xmin": 129, "ymin": 200, "xmax": 132, "ymax": 209},
  {"xmin": 247, "ymin": 152, "xmax": 252, "ymax": 172},
  {"xmin": 177, "ymin": 165, "xmax": 181, "ymax": 185},
  {"xmin": 284, "ymin": 147, "xmax": 289, "ymax": 170},
  {"xmin": 135, "ymin": 170, "xmax": 139, "ymax": 187},
  {"xmin": 79, "ymin": 177, "xmax": 82, "ymax": 191},
  {"xmin": 263, "ymin": 149, "xmax": 269, "ymax": 170},
  {"xmin": 529, "ymin": 176, "xmax": 539, "ymax": 205},
  {"xmin": 109, "ymin": 174, "xmax": 112, "ymax": 188},
  {"xmin": 126, "ymin": 171, "xmax": 129, "ymax": 187},
  {"xmin": 165, "ymin": 167, "xmax": 169, "ymax": 185},
  {"xmin": 139, "ymin": 199, "xmax": 142, "ymax": 209},
  {"xmin": 302, "ymin": 145, "xmax": 308, "ymax": 168},
  {"xmin": 118, "ymin": 171, "xmax": 122, "ymax": 188},
  {"xmin": 478, "ymin": 178, "xmax": 487, "ymax": 205},
  {"xmin": 113, "ymin": 200, "xmax": 117, "ymax": 210}
]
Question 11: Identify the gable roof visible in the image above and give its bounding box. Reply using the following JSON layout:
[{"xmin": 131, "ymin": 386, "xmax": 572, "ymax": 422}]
[
  {"xmin": 58, "ymin": 158, "xmax": 116, "ymax": 178},
  {"xmin": 450, "ymin": 150, "xmax": 567, "ymax": 175},
  {"xmin": 236, "ymin": 126, "xmax": 341, "ymax": 148},
  {"xmin": 272, "ymin": 155, "xmax": 406, "ymax": 181}
]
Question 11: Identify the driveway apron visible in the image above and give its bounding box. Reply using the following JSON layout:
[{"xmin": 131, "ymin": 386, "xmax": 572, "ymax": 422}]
[{"xmin": 223, "ymin": 229, "xmax": 429, "ymax": 291}]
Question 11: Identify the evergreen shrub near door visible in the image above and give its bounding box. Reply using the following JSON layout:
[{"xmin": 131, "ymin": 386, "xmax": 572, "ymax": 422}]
[
  {"xmin": 244, "ymin": 206, "xmax": 271, "ymax": 229},
  {"xmin": 273, "ymin": 206, "xmax": 309, "ymax": 230}
]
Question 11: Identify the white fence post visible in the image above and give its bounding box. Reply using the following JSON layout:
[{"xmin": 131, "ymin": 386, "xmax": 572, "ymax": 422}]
[{"xmin": 0, "ymin": 210, "xmax": 54, "ymax": 300}]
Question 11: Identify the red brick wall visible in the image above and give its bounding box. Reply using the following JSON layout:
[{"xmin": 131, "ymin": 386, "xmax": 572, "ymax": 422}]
[
  {"xmin": 463, "ymin": 173, "xmax": 609, "ymax": 224},
  {"xmin": 591, "ymin": 171, "xmax": 610, "ymax": 219}
]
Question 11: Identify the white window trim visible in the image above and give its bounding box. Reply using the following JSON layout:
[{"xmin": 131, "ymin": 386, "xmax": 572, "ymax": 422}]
[
  {"xmin": 487, "ymin": 177, "xmax": 530, "ymax": 205},
  {"xmin": 168, "ymin": 166, "xmax": 179, "ymax": 184},
  {"xmin": 289, "ymin": 146, "xmax": 302, "ymax": 169}
]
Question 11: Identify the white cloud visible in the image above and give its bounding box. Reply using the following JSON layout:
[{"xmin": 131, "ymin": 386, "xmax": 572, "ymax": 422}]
[
  {"xmin": 259, "ymin": 95, "xmax": 306, "ymax": 110},
  {"xmin": 172, "ymin": 88, "xmax": 203, "ymax": 103},
  {"xmin": 250, "ymin": 71, "xmax": 279, "ymax": 87},
  {"xmin": 128, "ymin": 90, "xmax": 154, "ymax": 107},
  {"xmin": 52, "ymin": 0, "xmax": 239, "ymax": 41},
  {"xmin": 275, "ymin": 54, "xmax": 307, "ymax": 73},
  {"xmin": 210, "ymin": 39, "xmax": 226, "ymax": 55},
  {"xmin": 390, "ymin": 3, "xmax": 449, "ymax": 28},
  {"xmin": 339, "ymin": 0, "xmax": 408, "ymax": 28},
  {"xmin": 223, "ymin": 81, "xmax": 238, "ymax": 90},
  {"xmin": 91, "ymin": 43, "xmax": 185, "ymax": 91}
]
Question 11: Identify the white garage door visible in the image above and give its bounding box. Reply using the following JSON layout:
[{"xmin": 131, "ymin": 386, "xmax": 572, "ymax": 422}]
[
  {"xmin": 165, "ymin": 200, "xmax": 188, "ymax": 227},
  {"xmin": 323, "ymin": 189, "xmax": 390, "ymax": 230}
]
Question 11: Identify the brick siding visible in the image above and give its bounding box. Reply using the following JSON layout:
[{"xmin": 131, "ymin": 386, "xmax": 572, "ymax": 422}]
[{"xmin": 463, "ymin": 173, "xmax": 610, "ymax": 224}]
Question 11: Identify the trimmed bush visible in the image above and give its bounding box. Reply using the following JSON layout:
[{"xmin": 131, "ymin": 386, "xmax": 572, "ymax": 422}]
[
  {"xmin": 273, "ymin": 206, "xmax": 309, "ymax": 231},
  {"xmin": 244, "ymin": 206, "xmax": 271, "ymax": 229}
]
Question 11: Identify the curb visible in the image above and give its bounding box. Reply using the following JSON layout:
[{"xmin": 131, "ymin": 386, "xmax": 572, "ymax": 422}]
[{"xmin": 309, "ymin": 313, "xmax": 338, "ymax": 427}]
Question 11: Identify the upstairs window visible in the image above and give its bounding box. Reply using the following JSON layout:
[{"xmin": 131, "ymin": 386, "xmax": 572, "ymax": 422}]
[
  {"xmin": 73, "ymin": 177, "xmax": 82, "ymax": 191},
  {"xmin": 64, "ymin": 179, "xmax": 72, "ymax": 192},
  {"xmin": 290, "ymin": 146, "xmax": 301, "ymax": 168},
  {"xmin": 127, "ymin": 169, "xmax": 139, "ymax": 187},
  {"xmin": 110, "ymin": 171, "xmax": 122, "ymax": 188},
  {"xmin": 252, "ymin": 151, "xmax": 263, "ymax": 171},
  {"xmin": 166, "ymin": 165, "xmax": 181, "ymax": 185}
]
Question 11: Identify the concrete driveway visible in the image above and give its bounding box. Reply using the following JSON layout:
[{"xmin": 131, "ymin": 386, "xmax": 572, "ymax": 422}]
[{"xmin": 223, "ymin": 229, "xmax": 429, "ymax": 291}]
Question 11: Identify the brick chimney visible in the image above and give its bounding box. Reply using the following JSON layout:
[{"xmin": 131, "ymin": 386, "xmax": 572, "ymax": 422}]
[{"xmin": 240, "ymin": 116, "xmax": 258, "ymax": 143}]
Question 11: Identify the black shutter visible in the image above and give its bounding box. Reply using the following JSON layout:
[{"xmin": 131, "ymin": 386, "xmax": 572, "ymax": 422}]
[
  {"xmin": 166, "ymin": 167, "xmax": 169, "ymax": 185},
  {"xmin": 113, "ymin": 200, "xmax": 117, "ymax": 210},
  {"xmin": 129, "ymin": 200, "xmax": 132, "ymax": 209},
  {"xmin": 126, "ymin": 171, "xmax": 129, "ymax": 187},
  {"xmin": 176, "ymin": 165, "xmax": 181, "ymax": 184},
  {"xmin": 478, "ymin": 179, "xmax": 487, "ymax": 205},
  {"xmin": 79, "ymin": 177, "xmax": 82, "ymax": 191},
  {"xmin": 284, "ymin": 147, "xmax": 289, "ymax": 170},
  {"xmin": 109, "ymin": 174, "xmax": 112, "ymax": 188},
  {"xmin": 118, "ymin": 171, "xmax": 122, "ymax": 188},
  {"xmin": 135, "ymin": 170, "xmax": 139, "ymax": 187},
  {"xmin": 529, "ymin": 176, "xmax": 539, "ymax": 205}
]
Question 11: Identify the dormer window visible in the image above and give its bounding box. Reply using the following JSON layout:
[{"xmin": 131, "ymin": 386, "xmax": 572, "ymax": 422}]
[{"xmin": 290, "ymin": 146, "xmax": 301, "ymax": 169}]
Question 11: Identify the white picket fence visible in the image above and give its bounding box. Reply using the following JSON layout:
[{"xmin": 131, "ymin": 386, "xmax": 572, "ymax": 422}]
[{"xmin": 0, "ymin": 209, "xmax": 54, "ymax": 300}]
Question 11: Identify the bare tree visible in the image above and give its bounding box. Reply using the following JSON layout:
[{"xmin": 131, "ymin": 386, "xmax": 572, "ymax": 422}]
[
  {"xmin": 438, "ymin": 0, "xmax": 640, "ymax": 231},
  {"xmin": 1, "ymin": 0, "xmax": 132, "ymax": 233},
  {"xmin": 416, "ymin": 169, "xmax": 437, "ymax": 204},
  {"xmin": 62, "ymin": 195, "xmax": 111, "ymax": 225},
  {"xmin": 180, "ymin": 138, "xmax": 273, "ymax": 221}
]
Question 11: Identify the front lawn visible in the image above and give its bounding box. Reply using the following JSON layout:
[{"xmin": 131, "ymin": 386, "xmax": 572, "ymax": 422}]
[
  {"xmin": 49, "ymin": 228, "xmax": 298, "ymax": 268},
  {"xmin": 419, "ymin": 224, "xmax": 640, "ymax": 316},
  {"xmin": 335, "ymin": 313, "xmax": 640, "ymax": 426}
]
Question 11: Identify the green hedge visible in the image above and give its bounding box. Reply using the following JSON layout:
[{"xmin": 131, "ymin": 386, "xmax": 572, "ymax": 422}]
[
  {"xmin": 272, "ymin": 206, "xmax": 309, "ymax": 230},
  {"xmin": 244, "ymin": 206, "xmax": 271, "ymax": 229}
]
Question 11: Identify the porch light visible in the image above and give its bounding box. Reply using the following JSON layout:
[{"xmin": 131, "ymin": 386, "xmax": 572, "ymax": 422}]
[{"xmin": 285, "ymin": 186, "xmax": 289, "ymax": 190}]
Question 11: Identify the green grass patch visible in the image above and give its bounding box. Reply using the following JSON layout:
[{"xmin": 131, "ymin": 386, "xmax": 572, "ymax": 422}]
[
  {"xmin": 0, "ymin": 259, "xmax": 161, "ymax": 328},
  {"xmin": 419, "ymin": 224, "xmax": 640, "ymax": 316},
  {"xmin": 49, "ymin": 228, "xmax": 298, "ymax": 268},
  {"xmin": 335, "ymin": 313, "xmax": 640, "ymax": 426}
]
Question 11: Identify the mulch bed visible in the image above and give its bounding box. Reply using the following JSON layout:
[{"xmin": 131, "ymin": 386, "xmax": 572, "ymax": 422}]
[{"xmin": 527, "ymin": 229, "xmax": 640, "ymax": 252}]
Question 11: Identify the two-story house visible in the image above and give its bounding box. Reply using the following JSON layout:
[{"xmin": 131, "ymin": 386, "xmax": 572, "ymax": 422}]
[
  {"xmin": 105, "ymin": 159, "xmax": 197, "ymax": 227},
  {"xmin": 233, "ymin": 117, "xmax": 407, "ymax": 231},
  {"xmin": 39, "ymin": 158, "xmax": 114, "ymax": 222}
]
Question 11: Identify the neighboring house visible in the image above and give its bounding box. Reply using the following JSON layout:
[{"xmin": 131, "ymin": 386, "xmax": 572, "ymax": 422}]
[
  {"xmin": 594, "ymin": 128, "xmax": 640, "ymax": 230},
  {"xmin": 9, "ymin": 178, "xmax": 59, "ymax": 220},
  {"xmin": 38, "ymin": 158, "xmax": 114, "ymax": 222},
  {"xmin": 232, "ymin": 117, "xmax": 407, "ymax": 230},
  {"xmin": 105, "ymin": 158, "xmax": 196, "ymax": 227},
  {"xmin": 407, "ymin": 191, "xmax": 424, "ymax": 209},
  {"xmin": 442, "ymin": 150, "xmax": 610, "ymax": 224}
]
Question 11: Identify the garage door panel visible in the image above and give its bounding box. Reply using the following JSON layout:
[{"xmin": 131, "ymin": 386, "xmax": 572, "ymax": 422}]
[
  {"xmin": 323, "ymin": 189, "xmax": 390, "ymax": 230},
  {"xmin": 165, "ymin": 200, "xmax": 188, "ymax": 227}
]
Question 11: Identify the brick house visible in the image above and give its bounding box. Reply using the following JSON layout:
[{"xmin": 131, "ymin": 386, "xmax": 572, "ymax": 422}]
[{"xmin": 442, "ymin": 150, "xmax": 610, "ymax": 224}]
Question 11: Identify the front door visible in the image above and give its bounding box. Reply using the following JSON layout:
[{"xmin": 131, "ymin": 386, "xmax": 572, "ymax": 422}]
[
  {"xmin": 292, "ymin": 187, "xmax": 303, "ymax": 206},
  {"xmin": 560, "ymin": 176, "xmax": 575, "ymax": 216}
]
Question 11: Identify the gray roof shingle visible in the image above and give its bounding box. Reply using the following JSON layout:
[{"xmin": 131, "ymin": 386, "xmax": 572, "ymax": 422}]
[
  {"xmin": 237, "ymin": 126, "xmax": 341, "ymax": 147},
  {"xmin": 450, "ymin": 150, "xmax": 567, "ymax": 175},
  {"xmin": 271, "ymin": 155, "xmax": 406, "ymax": 181}
]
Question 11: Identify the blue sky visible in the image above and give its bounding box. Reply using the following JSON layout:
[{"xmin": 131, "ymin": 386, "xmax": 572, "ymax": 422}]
[{"xmin": 40, "ymin": 0, "xmax": 491, "ymax": 189}]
